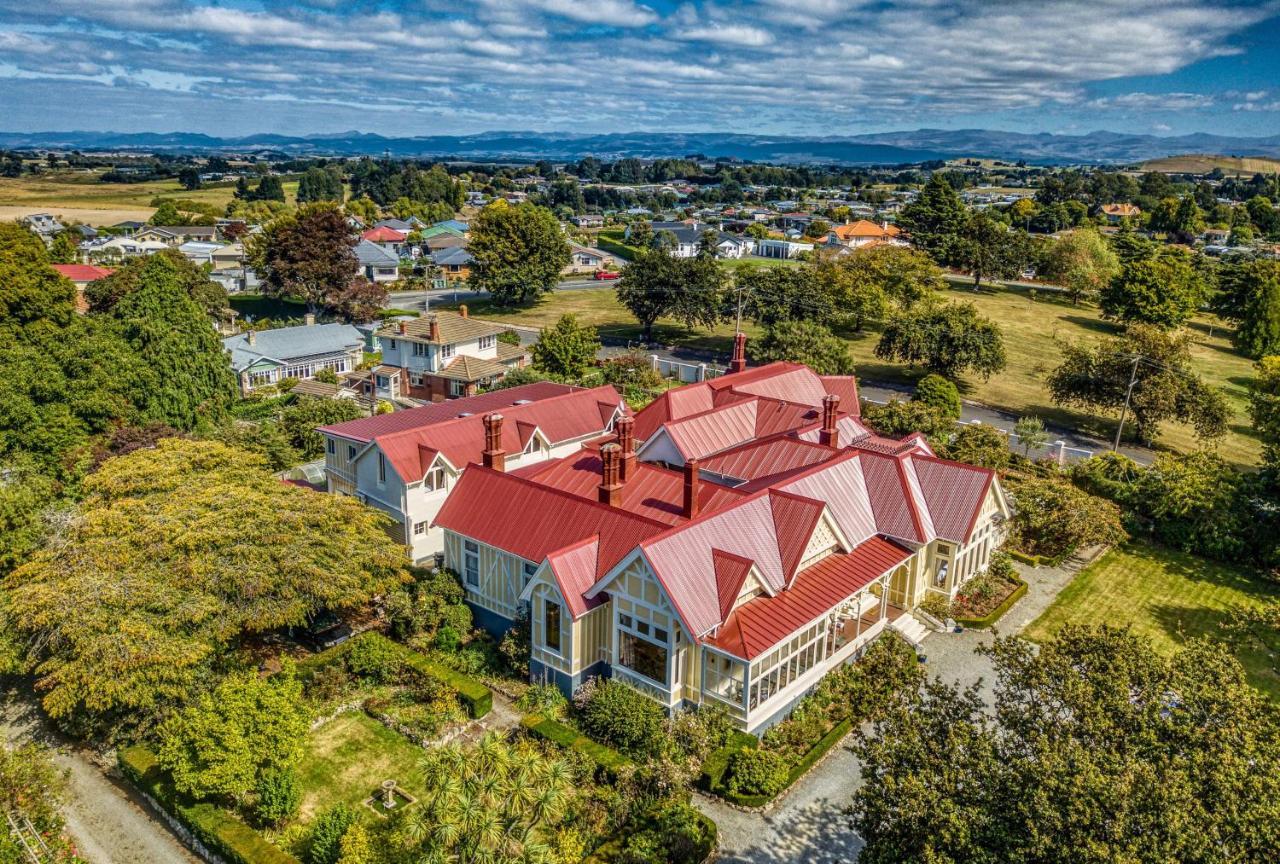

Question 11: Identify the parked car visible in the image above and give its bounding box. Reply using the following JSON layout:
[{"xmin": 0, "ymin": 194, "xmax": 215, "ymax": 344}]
[
  {"xmin": 593, "ymin": 270, "xmax": 621, "ymax": 280},
  {"xmin": 298, "ymin": 611, "xmax": 352, "ymax": 651}
]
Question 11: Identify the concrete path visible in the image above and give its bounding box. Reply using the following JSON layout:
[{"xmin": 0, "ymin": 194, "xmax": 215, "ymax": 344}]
[
  {"xmin": 698, "ymin": 553, "xmax": 1095, "ymax": 864},
  {"xmin": 1, "ymin": 687, "xmax": 200, "ymax": 864}
]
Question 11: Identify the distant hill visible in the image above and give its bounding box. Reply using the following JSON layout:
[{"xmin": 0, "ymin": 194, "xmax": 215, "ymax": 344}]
[
  {"xmin": 1139, "ymin": 154, "xmax": 1280, "ymax": 175},
  {"xmin": 2, "ymin": 128, "xmax": 1280, "ymax": 166}
]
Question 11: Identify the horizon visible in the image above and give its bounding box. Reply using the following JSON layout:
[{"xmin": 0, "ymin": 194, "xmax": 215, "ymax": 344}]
[{"xmin": 1, "ymin": 1, "xmax": 1278, "ymax": 139}]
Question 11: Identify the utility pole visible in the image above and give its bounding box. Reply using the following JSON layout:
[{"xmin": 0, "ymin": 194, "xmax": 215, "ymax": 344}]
[{"xmin": 1112, "ymin": 355, "xmax": 1142, "ymax": 452}]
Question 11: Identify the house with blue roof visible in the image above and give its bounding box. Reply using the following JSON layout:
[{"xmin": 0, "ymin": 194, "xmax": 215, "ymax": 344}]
[{"xmin": 223, "ymin": 317, "xmax": 364, "ymax": 395}]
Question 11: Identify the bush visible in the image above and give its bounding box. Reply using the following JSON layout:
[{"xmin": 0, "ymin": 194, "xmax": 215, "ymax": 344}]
[
  {"xmin": 942, "ymin": 423, "xmax": 1009, "ymax": 469},
  {"xmin": 698, "ymin": 731, "xmax": 759, "ymax": 792},
  {"xmin": 724, "ymin": 747, "xmax": 789, "ymax": 797},
  {"xmin": 574, "ymin": 677, "xmax": 666, "ymax": 756},
  {"xmin": 625, "ymin": 803, "xmax": 716, "ymax": 864},
  {"xmin": 498, "ymin": 610, "xmax": 532, "ymax": 678},
  {"xmin": 253, "ymin": 767, "xmax": 301, "ymax": 828},
  {"xmin": 312, "ymin": 367, "xmax": 338, "ymax": 384},
  {"xmin": 1069, "ymin": 452, "xmax": 1142, "ymax": 504},
  {"xmin": 1008, "ymin": 476, "xmax": 1126, "ymax": 560},
  {"xmin": 761, "ymin": 701, "xmax": 828, "ymax": 762},
  {"xmin": 434, "ymin": 624, "xmax": 463, "ymax": 653},
  {"xmin": 666, "ymin": 705, "xmax": 735, "ymax": 763},
  {"xmin": 520, "ymin": 714, "xmax": 631, "ymax": 778},
  {"xmin": 516, "ymin": 683, "xmax": 569, "ymax": 719},
  {"xmin": 345, "ymin": 633, "xmax": 400, "ymax": 682},
  {"xmin": 862, "ymin": 399, "xmax": 950, "ymax": 441},
  {"xmin": 913, "ymin": 374, "xmax": 962, "ymax": 419},
  {"xmin": 385, "ymin": 568, "xmax": 471, "ymax": 646},
  {"xmin": 307, "ymin": 804, "xmax": 357, "ymax": 864}
]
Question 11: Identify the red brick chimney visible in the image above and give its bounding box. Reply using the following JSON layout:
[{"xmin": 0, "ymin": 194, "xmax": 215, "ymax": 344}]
[
  {"xmin": 614, "ymin": 416, "xmax": 636, "ymax": 482},
  {"xmin": 398, "ymin": 320, "xmax": 408, "ymax": 335},
  {"xmin": 598, "ymin": 443, "xmax": 623, "ymax": 507},
  {"xmin": 730, "ymin": 332, "xmax": 747, "ymax": 374},
  {"xmin": 482, "ymin": 413, "xmax": 505, "ymax": 472},
  {"xmin": 683, "ymin": 458, "xmax": 701, "ymax": 519},
  {"xmin": 429, "ymin": 317, "xmax": 441, "ymax": 342},
  {"xmin": 459, "ymin": 304, "xmax": 469, "ymax": 319},
  {"xmin": 819, "ymin": 394, "xmax": 840, "ymax": 448}
]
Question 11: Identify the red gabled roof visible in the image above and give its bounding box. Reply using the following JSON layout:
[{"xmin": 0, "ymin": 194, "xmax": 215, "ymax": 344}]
[
  {"xmin": 700, "ymin": 436, "xmax": 837, "ymax": 484},
  {"xmin": 713, "ymin": 549, "xmax": 755, "ymax": 623},
  {"xmin": 433, "ymin": 467, "xmax": 668, "ymax": 618},
  {"xmin": 709, "ymin": 536, "xmax": 912, "ymax": 660},
  {"xmin": 362, "ymin": 226, "xmax": 407, "ymax": 242},
  {"xmin": 768, "ymin": 489, "xmax": 826, "ymax": 584},
  {"xmin": 858, "ymin": 451, "xmax": 928, "ymax": 544},
  {"xmin": 52, "ymin": 264, "xmax": 114, "ymax": 282},
  {"xmin": 908, "ymin": 454, "xmax": 994, "ymax": 543}
]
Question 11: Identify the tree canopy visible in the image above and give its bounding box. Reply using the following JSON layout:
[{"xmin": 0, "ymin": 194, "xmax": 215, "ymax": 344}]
[
  {"xmin": 898, "ymin": 174, "xmax": 968, "ymax": 264},
  {"xmin": 467, "ymin": 201, "xmax": 570, "ymax": 306},
  {"xmin": 875, "ymin": 299, "xmax": 1007, "ymax": 380},
  {"xmin": 748, "ymin": 320, "xmax": 854, "ymax": 375},
  {"xmin": 251, "ymin": 202, "xmax": 358, "ymax": 313},
  {"xmin": 616, "ymin": 248, "xmax": 725, "ymax": 341},
  {"xmin": 1042, "ymin": 228, "xmax": 1121, "ymax": 305},
  {"xmin": 531, "ymin": 314, "xmax": 601, "ymax": 380},
  {"xmin": 1100, "ymin": 247, "xmax": 1206, "ymax": 329},
  {"xmin": 4, "ymin": 439, "xmax": 407, "ymax": 726},
  {"xmin": 86, "ymin": 248, "xmax": 228, "ymax": 316},
  {"xmin": 851, "ymin": 626, "xmax": 1280, "ymax": 864},
  {"xmin": 951, "ymin": 213, "xmax": 1030, "ymax": 290}
]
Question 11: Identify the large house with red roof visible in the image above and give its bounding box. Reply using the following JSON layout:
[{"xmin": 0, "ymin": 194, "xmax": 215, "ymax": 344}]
[
  {"xmin": 430, "ymin": 338, "xmax": 1011, "ymax": 732},
  {"xmin": 317, "ymin": 382, "xmax": 627, "ymax": 562}
]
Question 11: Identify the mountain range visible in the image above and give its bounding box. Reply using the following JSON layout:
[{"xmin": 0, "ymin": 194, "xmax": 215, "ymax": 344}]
[{"xmin": 2, "ymin": 128, "xmax": 1280, "ymax": 166}]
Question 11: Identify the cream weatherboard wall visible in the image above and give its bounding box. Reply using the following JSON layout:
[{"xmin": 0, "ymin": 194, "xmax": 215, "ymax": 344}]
[{"xmin": 526, "ymin": 573, "xmax": 612, "ymax": 690}]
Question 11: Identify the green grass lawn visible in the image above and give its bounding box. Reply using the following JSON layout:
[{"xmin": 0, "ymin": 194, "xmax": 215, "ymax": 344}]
[
  {"xmin": 447, "ymin": 281, "xmax": 1261, "ymax": 465},
  {"xmin": 1024, "ymin": 541, "xmax": 1280, "ymax": 700},
  {"xmin": 294, "ymin": 712, "xmax": 430, "ymax": 824}
]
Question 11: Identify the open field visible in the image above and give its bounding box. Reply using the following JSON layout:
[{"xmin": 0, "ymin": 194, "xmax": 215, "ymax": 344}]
[
  {"xmin": 445, "ymin": 282, "xmax": 1262, "ymax": 465},
  {"xmin": 1140, "ymin": 154, "xmax": 1280, "ymax": 176},
  {"xmin": 295, "ymin": 711, "xmax": 429, "ymax": 824},
  {"xmin": 0, "ymin": 170, "xmax": 301, "ymax": 224},
  {"xmin": 1024, "ymin": 541, "xmax": 1280, "ymax": 700}
]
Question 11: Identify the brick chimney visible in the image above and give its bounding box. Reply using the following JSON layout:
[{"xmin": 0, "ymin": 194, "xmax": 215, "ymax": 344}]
[
  {"xmin": 482, "ymin": 413, "xmax": 505, "ymax": 472},
  {"xmin": 819, "ymin": 394, "xmax": 840, "ymax": 448},
  {"xmin": 429, "ymin": 317, "xmax": 441, "ymax": 342},
  {"xmin": 614, "ymin": 416, "xmax": 636, "ymax": 482},
  {"xmin": 683, "ymin": 458, "xmax": 701, "ymax": 519},
  {"xmin": 246, "ymin": 328, "xmax": 256, "ymax": 346},
  {"xmin": 459, "ymin": 304, "xmax": 469, "ymax": 319},
  {"xmin": 304, "ymin": 313, "xmax": 315, "ymax": 327},
  {"xmin": 398, "ymin": 320, "xmax": 408, "ymax": 335},
  {"xmin": 598, "ymin": 443, "xmax": 623, "ymax": 507},
  {"xmin": 730, "ymin": 332, "xmax": 747, "ymax": 374}
]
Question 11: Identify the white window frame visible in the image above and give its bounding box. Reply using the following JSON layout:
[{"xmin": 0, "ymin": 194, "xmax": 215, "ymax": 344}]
[{"xmin": 463, "ymin": 540, "xmax": 479, "ymax": 587}]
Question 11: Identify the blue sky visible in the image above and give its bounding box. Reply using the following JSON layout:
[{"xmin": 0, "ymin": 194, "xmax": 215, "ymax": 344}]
[{"xmin": 0, "ymin": 0, "xmax": 1278, "ymax": 138}]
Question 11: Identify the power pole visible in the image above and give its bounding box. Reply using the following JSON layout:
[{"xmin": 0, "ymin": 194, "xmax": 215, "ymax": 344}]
[{"xmin": 1112, "ymin": 355, "xmax": 1142, "ymax": 452}]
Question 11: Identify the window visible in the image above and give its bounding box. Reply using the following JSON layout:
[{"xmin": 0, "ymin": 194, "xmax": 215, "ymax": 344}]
[
  {"xmin": 412, "ymin": 342, "xmax": 427, "ymax": 356},
  {"xmin": 413, "ymin": 521, "xmax": 428, "ymax": 536},
  {"xmin": 424, "ymin": 467, "xmax": 446, "ymax": 492},
  {"xmin": 409, "ymin": 372, "xmax": 423, "ymax": 386},
  {"xmin": 347, "ymin": 445, "xmax": 356, "ymax": 460},
  {"xmin": 463, "ymin": 540, "xmax": 479, "ymax": 587},
  {"xmin": 449, "ymin": 380, "xmax": 465, "ymax": 397},
  {"xmin": 522, "ymin": 561, "xmax": 538, "ymax": 588},
  {"xmin": 388, "ymin": 339, "xmax": 397, "ymax": 351},
  {"xmin": 378, "ymin": 453, "xmax": 386, "ymax": 484},
  {"xmin": 935, "ymin": 561, "xmax": 949, "ymax": 586},
  {"xmin": 441, "ymin": 343, "xmax": 455, "ymax": 359},
  {"xmin": 543, "ymin": 599, "xmax": 562, "ymax": 652},
  {"xmin": 619, "ymin": 631, "xmax": 667, "ymax": 684},
  {"xmin": 326, "ymin": 439, "xmax": 335, "ymax": 455},
  {"xmin": 479, "ymin": 335, "xmax": 495, "ymax": 350}
]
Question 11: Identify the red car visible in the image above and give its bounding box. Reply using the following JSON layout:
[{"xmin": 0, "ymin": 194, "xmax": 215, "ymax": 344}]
[{"xmin": 593, "ymin": 270, "xmax": 621, "ymax": 280}]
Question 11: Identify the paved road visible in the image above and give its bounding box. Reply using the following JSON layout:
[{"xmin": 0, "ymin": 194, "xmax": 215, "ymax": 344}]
[
  {"xmin": 698, "ymin": 553, "xmax": 1094, "ymax": 863},
  {"xmin": 1, "ymin": 688, "xmax": 200, "ymax": 864}
]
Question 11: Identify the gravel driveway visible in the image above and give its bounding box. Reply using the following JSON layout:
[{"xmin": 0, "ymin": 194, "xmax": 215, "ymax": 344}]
[
  {"xmin": 1, "ymin": 688, "xmax": 200, "ymax": 864},
  {"xmin": 699, "ymin": 553, "xmax": 1093, "ymax": 864}
]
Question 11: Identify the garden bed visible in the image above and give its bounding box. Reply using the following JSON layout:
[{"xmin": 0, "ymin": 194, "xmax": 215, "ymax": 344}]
[{"xmin": 954, "ymin": 576, "xmax": 1028, "ymax": 628}]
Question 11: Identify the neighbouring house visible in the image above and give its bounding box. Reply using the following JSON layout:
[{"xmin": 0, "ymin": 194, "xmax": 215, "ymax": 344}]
[
  {"xmin": 23, "ymin": 212, "xmax": 64, "ymax": 243},
  {"xmin": 374, "ymin": 218, "xmax": 417, "ymax": 233},
  {"xmin": 178, "ymin": 240, "xmax": 225, "ymax": 265},
  {"xmin": 430, "ymin": 219, "xmax": 469, "ymax": 235},
  {"xmin": 375, "ymin": 308, "xmax": 526, "ymax": 401},
  {"xmin": 432, "ymin": 335, "xmax": 1010, "ymax": 731},
  {"xmin": 565, "ymin": 244, "xmax": 616, "ymax": 274},
  {"xmin": 362, "ymin": 226, "xmax": 407, "ymax": 256},
  {"xmin": 572, "ymin": 215, "xmax": 605, "ymax": 229},
  {"xmin": 826, "ymin": 220, "xmax": 905, "ymax": 249},
  {"xmin": 81, "ymin": 235, "xmax": 170, "ymax": 262},
  {"xmin": 134, "ymin": 225, "xmax": 219, "ymax": 246},
  {"xmin": 318, "ymin": 382, "xmax": 627, "ymax": 560},
  {"xmin": 1101, "ymin": 203, "xmax": 1141, "ymax": 223},
  {"xmin": 753, "ymin": 237, "xmax": 814, "ymax": 259},
  {"xmin": 627, "ymin": 220, "xmax": 752, "ymax": 259},
  {"xmin": 222, "ymin": 316, "xmax": 364, "ymax": 395},
  {"xmin": 431, "ymin": 246, "xmax": 473, "ymax": 282},
  {"xmin": 51, "ymin": 263, "xmax": 114, "ymax": 312},
  {"xmin": 355, "ymin": 239, "xmax": 401, "ymax": 283}
]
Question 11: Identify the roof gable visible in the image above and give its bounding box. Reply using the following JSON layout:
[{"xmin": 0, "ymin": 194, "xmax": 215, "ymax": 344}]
[{"xmin": 713, "ymin": 549, "xmax": 755, "ymax": 623}]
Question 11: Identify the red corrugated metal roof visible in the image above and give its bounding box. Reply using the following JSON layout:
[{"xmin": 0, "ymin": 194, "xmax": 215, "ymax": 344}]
[
  {"xmin": 713, "ymin": 549, "xmax": 755, "ymax": 622},
  {"xmin": 546, "ymin": 536, "xmax": 606, "ymax": 619},
  {"xmin": 909, "ymin": 454, "xmax": 993, "ymax": 542},
  {"xmin": 362, "ymin": 226, "xmax": 407, "ymax": 242},
  {"xmin": 51, "ymin": 264, "xmax": 114, "ymax": 282},
  {"xmin": 433, "ymin": 467, "xmax": 668, "ymax": 618},
  {"xmin": 707, "ymin": 362, "xmax": 833, "ymax": 407},
  {"xmin": 709, "ymin": 536, "xmax": 912, "ymax": 660},
  {"xmin": 662, "ymin": 399, "xmax": 759, "ymax": 460},
  {"xmin": 769, "ymin": 490, "xmax": 825, "ymax": 584},
  {"xmin": 700, "ymin": 436, "xmax": 836, "ymax": 484},
  {"xmin": 858, "ymin": 452, "xmax": 928, "ymax": 544}
]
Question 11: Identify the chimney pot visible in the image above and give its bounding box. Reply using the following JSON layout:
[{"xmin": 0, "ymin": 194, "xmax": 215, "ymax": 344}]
[
  {"xmin": 819, "ymin": 394, "xmax": 840, "ymax": 448},
  {"xmin": 398, "ymin": 320, "xmax": 408, "ymax": 334},
  {"xmin": 304, "ymin": 312, "xmax": 316, "ymax": 327},
  {"xmin": 615, "ymin": 416, "xmax": 636, "ymax": 481},
  {"xmin": 246, "ymin": 328, "xmax": 256, "ymax": 345},
  {"xmin": 682, "ymin": 459, "xmax": 701, "ymax": 519},
  {"xmin": 730, "ymin": 332, "xmax": 747, "ymax": 374},
  {"xmin": 482, "ymin": 413, "xmax": 505, "ymax": 472},
  {"xmin": 598, "ymin": 443, "xmax": 622, "ymax": 507},
  {"xmin": 429, "ymin": 318, "xmax": 441, "ymax": 342},
  {"xmin": 459, "ymin": 304, "xmax": 468, "ymax": 319}
]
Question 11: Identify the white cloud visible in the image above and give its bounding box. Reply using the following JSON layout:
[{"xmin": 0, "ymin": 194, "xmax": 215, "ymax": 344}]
[
  {"xmin": 673, "ymin": 24, "xmax": 773, "ymax": 47},
  {"xmin": 1090, "ymin": 91, "xmax": 1216, "ymax": 110}
]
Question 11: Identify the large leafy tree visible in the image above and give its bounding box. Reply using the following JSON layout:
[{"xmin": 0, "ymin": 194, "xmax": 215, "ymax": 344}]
[
  {"xmin": 853, "ymin": 626, "xmax": 1280, "ymax": 864},
  {"xmin": 158, "ymin": 668, "xmax": 308, "ymax": 802},
  {"xmin": 1249, "ymin": 355, "xmax": 1280, "ymax": 468},
  {"xmin": 1042, "ymin": 227, "xmax": 1121, "ymax": 305},
  {"xmin": 280, "ymin": 397, "xmax": 363, "ymax": 458},
  {"xmin": 531, "ymin": 314, "xmax": 601, "ymax": 380},
  {"xmin": 827, "ymin": 244, "xmax": 943, "ymax": 313},
  {"xmin": 296, "ymin": 165, "xmax": 344, "ymax": 204},
  {"xmin": 749, "ymin": 320, "xmax": 854, "ymax": 375},
  {"xmin": 4, "ymin": 439, "xmax": 407, "ymax": 726},
  {"xmin": 1006, "ymin": 476, "xmax": 1126, "ymax": 559},
  {"xmin": 1134, "ymin": 451, "xmax": 1248, "ymax": 560},
  {"xmin": 1215, "ymin": 259, "xmax": 1280, "ymax": 359},
  {"xmin": 951, "ymin": 213, "xmax": 1030, "ymax": 290},
  {"xmin": 1047, "ymin": 324, "xmax": 1228, "ymax": 444},
  {"xmin": 875, "ymin": 299, "xmax": 1007, "ymax": 380},
  {"xmin": 251, "ymin": 202, "xmax": 358, "ymax": 313},
  {"xmin": 86, "ymin": 249, "xmax": 227, "ymax": 316},
  {"xmin": 467, "ymin": 201, "xmax": 570, "ymax": 305},
  {"xmin": 617, "ymin": 248, "xmax": 726, "ymax": 341},
  {"xmin": 1100, "ymin": 247, "xmax": 1206, "ymax": 329},
  {"xmin": 397, "ymin": 732, "xmax": 573, "ymax": 864},
  {"xmin": 0, "ymin": 222, "xmax": 76, "ymax": 327},
  {"xmin": 737, "ymin": 263, "xmax": 833, "ymax": 328},
  {"xmin": 898, "ymin": 174, "xmax": 968, "ymax": 264}
]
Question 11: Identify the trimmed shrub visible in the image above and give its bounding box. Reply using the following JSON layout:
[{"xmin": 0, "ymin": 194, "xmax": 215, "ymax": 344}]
[
  {"xmin": 307, "ymin": 804, "xmax": 357, "ymax": 864},
  {"xmin": 515, "ymin": 683, "xmax": 569, "ymax": 719},
  {"xmin": 616, "ymin": 802, "xmax": 717, "ymax": 864},
  {"xmin": 520, "ymin": 714, "xmax": 630, "ymax": 779},
  {"xmin": 913, "ymin": 374, "xmax": 962, "ymax": 419},
  {"xmin": 724, "ymin": 747, "xmax": 789, "ymax": 797},
  {"xmin": 253, "ymin": 767, "xmax": 301, "ymax": 828},
  {"xmin": 698, "ymin": 731, "xmax": 759, "ymax": 792},
  {"xmin": 574, "ymin": 677, "xmax": 665, "ymax": 756},
  {"xmin": 345, "ymin": 633, "xmax": 400, "ymax": 682},
  {"xmin": 942, "ymin": 423, "xmax": 1010, "ymax": 470}
]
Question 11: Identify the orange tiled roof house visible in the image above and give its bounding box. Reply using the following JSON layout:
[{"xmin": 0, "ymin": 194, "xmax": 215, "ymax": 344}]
[{"xmin": 420, "ymin": 335, "xmax": 1010, "ymax": 732}]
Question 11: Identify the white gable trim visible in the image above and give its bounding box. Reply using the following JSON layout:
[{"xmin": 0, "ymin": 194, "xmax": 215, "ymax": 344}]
[{"xmin": 635, "ymin": 426, "xmax": 685, "ymax": 466}]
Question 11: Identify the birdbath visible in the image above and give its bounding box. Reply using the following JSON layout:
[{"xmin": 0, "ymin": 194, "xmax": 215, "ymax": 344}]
[{"xmin": 382, "ymin": 780, "xmax": 397, "ymax": 809}]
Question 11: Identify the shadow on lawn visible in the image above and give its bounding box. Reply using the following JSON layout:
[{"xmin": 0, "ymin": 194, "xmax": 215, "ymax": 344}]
[
  {"xmin": 1145, "ymin": 600, "xmax": 1280, "ymax": 699},
  {"xmin": 1061, "ymin": 315, "xmax": 1122, "ymax": 336}
]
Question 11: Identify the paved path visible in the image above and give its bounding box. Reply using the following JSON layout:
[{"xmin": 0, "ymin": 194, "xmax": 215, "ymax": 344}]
[
  {"xmin": 1, "ymin": 688, "xmax": 200, "ymax": 864},
  {"xmin": 698, "ymin": 553, "xmax": 1094, "ymax": 863}
]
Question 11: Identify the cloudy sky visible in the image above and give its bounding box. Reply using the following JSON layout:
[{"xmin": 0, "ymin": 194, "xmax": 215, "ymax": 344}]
[{"xmin": 1, "ymin": 0, "xmax": 1278, "ymax": 138}]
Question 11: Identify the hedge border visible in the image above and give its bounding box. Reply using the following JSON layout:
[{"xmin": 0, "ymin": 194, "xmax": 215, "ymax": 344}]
[
  {"xmin": 594, "ymin": 231, "xmax": 641, "ymax": 261},
  {"xmin": 697, "ymin": 730, "xmax": 758, "ymax": 793},
  {"xmin": 118, "ymin": 746, "xmax": 300, "ymax": 864},
  {"xmin": 954, "ymin": 576, "xmax": 1029, "ymax": 629},
  {"xmin": 708, "ymin": 718, "xmax": 855, "ymax": 808},
  {"xmin": 582, "ymin": 807, "xmax": 718, "ymax": 864},
  {"xmin": 520, "ymin": 714, "xmax": 631, "ymax": 778}
]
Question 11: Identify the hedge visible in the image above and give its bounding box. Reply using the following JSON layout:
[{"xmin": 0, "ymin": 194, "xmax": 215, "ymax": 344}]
[
  {"xmin": 521, "ymin": 714, "xmax": 631, "ymax": 778},
  {"xmin": 595, "ymin": 231, "xmax": 641, "ymax": 262},
  {"xmin": 704, "ymin": 719, "xmax": 855, "ymax": 808},
  {"xmin": 294, "ymin": 632, "xmax": 492, "ymax": 719},
  {"xmin": 696, "ymin": 730, "xmax": 759, "ymax": 793},
  {"xmin": 583, "ymin": 807, "xmax": 718, "ymax": 864},
  {"xmin": 118, "ymin": 746, "xmax": 300, "ymax": 864},
  {"xmin": 954, "ymin": 576, "xmax": 1028, "ymax": 629},
  {"xmin": 1008, "ymin": 550, "xmax": 1041, "ymax": 566}
]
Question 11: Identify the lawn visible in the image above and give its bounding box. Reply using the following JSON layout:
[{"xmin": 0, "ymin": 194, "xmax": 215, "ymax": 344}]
[
  {"xmin": 294, "ymin": 712, "xmax": 430, "ymax": 824},
  {"xmin": 1024, "ymin": 541, "xmax": 1280, "ymax": 700},
  {"xmin": 445, "ymin": 281, "xmax": 1262, "ymax": 465}
]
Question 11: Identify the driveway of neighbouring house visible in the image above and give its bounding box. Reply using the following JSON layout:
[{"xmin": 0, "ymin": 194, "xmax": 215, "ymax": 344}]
[{"xmin": 698, "ymin": 552, "xmax": 1095, "ymax": 864}]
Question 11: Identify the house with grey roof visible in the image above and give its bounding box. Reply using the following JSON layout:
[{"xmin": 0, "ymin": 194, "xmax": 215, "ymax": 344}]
[
  {"xmin": 223, "ymin": 317, "xmax": 364, "ymax": 395},
  {"xmin": 355, "ymin": 239, "xmax": 401, "ymax": 283}
]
